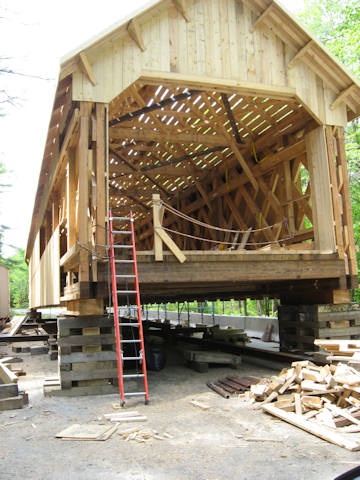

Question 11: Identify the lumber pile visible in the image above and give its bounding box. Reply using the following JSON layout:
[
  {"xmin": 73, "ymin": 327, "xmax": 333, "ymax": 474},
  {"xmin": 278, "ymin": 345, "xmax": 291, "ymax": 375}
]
[
  {"xmin": 314, "ymin": 340, "xmax": 360, "ymax": 369},
  {"xmin": 249, "ymin": 360, "xmax": 360, "ymax": 451},
  {"xmin": 207, "ymin": 326, "xmax": 250, "ymax": 346}
]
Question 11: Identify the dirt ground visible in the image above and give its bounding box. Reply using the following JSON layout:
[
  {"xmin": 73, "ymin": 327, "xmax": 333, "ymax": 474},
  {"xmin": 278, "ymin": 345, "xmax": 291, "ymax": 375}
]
[{"xmin": 0, "ymin": 343, "xmax": 359, "ymax": 480}]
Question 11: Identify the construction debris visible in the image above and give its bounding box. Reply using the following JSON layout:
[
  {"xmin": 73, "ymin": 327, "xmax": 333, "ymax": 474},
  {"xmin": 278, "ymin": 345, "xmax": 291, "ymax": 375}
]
[
  {"xmin": 248, "ymin": 360, "xmax": 360, "ymax": 451},
  {"xmin": 119, "ymin": 427, "xmax": 173, "ymax": 443},
  {"xmin": 102, "ymin": 411, "xmax": 147, "ymax": 423},
  {"xmin": 314, "ymin": 340, "xmax": 360, "ymax": 369},
  {"xmin": 56, "ymin": 423, "xmax": 118, "ymax": 441},
  {"xmin": 190, "ymin": 400, "xmax": 211, "ymax": 410}
]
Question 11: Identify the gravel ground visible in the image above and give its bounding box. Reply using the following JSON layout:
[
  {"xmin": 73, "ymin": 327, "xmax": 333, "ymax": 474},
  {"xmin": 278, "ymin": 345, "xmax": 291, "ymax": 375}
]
[{"xmin": 0, "ymin": 343, "xmax": 358, "ymax": 480}]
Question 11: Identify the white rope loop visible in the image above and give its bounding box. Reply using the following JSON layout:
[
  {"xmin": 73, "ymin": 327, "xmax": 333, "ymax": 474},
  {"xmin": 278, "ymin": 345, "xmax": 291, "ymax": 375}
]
[{"xmin": 160, "ymin": 201, "xmax": 293, "ymax": 247}]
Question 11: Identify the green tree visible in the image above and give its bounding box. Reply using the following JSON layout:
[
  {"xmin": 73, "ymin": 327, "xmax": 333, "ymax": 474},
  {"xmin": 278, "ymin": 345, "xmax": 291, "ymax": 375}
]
[{"xmin": 3, "ymin": 248, "xmax": 28, "ymax": 308}]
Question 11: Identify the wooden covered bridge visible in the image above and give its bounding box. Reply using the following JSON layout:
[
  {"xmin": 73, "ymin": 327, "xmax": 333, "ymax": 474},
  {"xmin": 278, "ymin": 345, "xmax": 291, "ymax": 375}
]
[{"xmin": 26, "ymin": 0, "xmax": 360, "ymax": 318}]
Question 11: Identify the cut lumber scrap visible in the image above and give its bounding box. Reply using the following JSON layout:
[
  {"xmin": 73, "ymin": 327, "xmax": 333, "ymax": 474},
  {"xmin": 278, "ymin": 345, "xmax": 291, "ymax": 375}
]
[
  {"xmin": 254, "ymin": 391, "xmax": 278, "ymax": 410},
  {"xmin": 55, "ymin": 423, "xmax": 117, "ymax": 441},
  {"xmin": 0, "ymin": 362, "xmax": 18, "ymax": 384},
  {"xmin": 103, "ymin": 411, "xmax": 139, "ymax": 419},
  {"xmin": 106, "ymin": 416, "xmax": 147, "ymax": 423},
  {"xmin": 262, "ymin": 404, "xmax": 360, "ymax": 451},
  {"xmin": 294, "ymin": 393, "xmax": 302, "ymax": 415},
  {"xmin": 334, "ymin": 410, "xmax": 360, "ymax": 428},
  {"xmin": 190, "ymin": 400, "xmax": 211, "ymax": 410},
  {"xmin": 326, "ymin": 404, "xmax": 360, "ymax": 426}
]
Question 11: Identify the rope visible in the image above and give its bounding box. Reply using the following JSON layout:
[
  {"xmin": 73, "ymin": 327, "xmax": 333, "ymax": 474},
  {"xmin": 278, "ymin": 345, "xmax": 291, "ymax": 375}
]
[
  {"xmin": 162, "ymin": 226, "xmax": 294, "ymax": 247},
  {"xmin": 162, "ymin": 201, "xmax": 284, "ymax": 234},
  {"xmin": 76, "ymin": 241, "xmax": 110, "ymax": 260}
]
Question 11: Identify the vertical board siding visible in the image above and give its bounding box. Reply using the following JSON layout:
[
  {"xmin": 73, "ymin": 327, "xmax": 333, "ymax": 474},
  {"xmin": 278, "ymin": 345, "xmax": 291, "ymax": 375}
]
[
  {"xmin": 29, "ymin": 227, "xmax": 60, "ymax": 308},
  {"xmin": 71, "ymin": 0, "xmax": 347, "ymax": 122}
]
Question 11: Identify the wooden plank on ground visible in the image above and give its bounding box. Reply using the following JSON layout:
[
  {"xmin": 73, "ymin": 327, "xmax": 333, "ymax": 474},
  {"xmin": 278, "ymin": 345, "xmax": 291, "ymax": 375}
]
[{"xmin": 262, "ymin": 404, "xmax": 360, "ymax": 451}]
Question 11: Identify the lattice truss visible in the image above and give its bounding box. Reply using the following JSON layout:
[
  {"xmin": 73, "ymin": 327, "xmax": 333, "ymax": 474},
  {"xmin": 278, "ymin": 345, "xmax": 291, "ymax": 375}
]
[{"xmin": 108, "ymin": 82, "xmax": 315, "ymax": 251}]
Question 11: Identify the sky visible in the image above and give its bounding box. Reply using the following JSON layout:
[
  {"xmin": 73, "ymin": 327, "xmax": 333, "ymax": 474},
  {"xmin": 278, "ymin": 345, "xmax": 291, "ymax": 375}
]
[{"xmin": 0, "ymin": 0, "xmax": 303, "ymax": 257}]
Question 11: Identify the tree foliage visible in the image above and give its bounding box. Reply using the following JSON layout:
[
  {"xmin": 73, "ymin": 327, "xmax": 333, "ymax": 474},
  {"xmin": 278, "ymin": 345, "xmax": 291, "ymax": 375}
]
[
  {"xmin": 3, "ymin": 248, "xmax": 28, "ymax": 308},
  {"xmin": 0, "ymin": 162, "xmax": 28, "ymax": 308}
]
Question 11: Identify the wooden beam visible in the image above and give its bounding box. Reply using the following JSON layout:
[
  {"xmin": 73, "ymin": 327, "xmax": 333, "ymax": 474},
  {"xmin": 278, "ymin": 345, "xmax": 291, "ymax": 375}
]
[
  {"xmin": 288, "ymin": 41, "xmax": 315, "ymax": 69},
  {"xmin": 66, "ymin": 149, "xmax": 77, "ymax": 250},
  {"xmin": 172, "ymin": 0, "xmax": 190, "ymax": 22},
  {"xmin": 95, "ymin": 103, "xmax": 107, "ymax": 259},
  {"xmin": 78, "ymin": 52, "xmax": 97, "ymax": 86},
  {"xmin": 109, "ymin": 89, "xmax": 200, "ymax": 127},
  {"xmin": 152, "ymin": 194, "xmax": 163, "ymax": 261},
  {"xmin": 221, "ymin": 93, "xmax": 244, "ymax": 144},
  {"xmin": 306, "ymin": 126, "xmax": 336, "ymax": 252},
  {"xmin": 78, "ymin": 102, "xmax": 90, "ymax": 282},
  {"xmin": 127, "ymin": 18, "xmax": 146, "ymax": 52},
  {"xmin": 110, "ymin": 126, "xmax": 228, "ymax": 148},
  {"xmin": 139, "ymin": 71, "xmax": 298, "ymax": 101},
  {"xmin": 335, "ymin": 127, "xmax": 358, "ymax": 280},
  {"xmin": 138, "ymin": 140, "xmax": 307, "ymax": 242},
  {"xmin": 109, "ymin": 148, "xmax": 169, "ymax": 196},
  {"xmin": 155, "ymin": 228, "xmax": 187, "ymax": 263},
  {"xmin": 250, "ymin": 2, "xmax": 275, "ymax": 32},
  {"xmin": 203, "ymin": 94, "xmax": 259, "ymax": 192},
  {"xmin": 110, "ymin": 164, "xmax": 198, "ymax": 177},
  {"xmin": 331, "ymin": 84, "xmax": 357, "ymax": 111}
]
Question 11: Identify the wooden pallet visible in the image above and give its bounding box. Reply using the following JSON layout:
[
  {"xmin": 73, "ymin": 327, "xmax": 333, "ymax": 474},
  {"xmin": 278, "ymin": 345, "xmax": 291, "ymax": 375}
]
[{"xmin": 57, "ymin": 315, "xmax": 118, "ymax": 395}]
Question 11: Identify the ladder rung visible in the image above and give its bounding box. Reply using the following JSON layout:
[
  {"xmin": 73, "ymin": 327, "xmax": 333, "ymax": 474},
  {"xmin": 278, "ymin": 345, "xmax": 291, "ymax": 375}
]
[
  {"xmin": 110, "ymin": 217, "xmax": 131, "ymax": 221},
  {"xmin": 113, "ymin": 231, "xmax": 131, "ymax": 234},
  {"xmin": 113, "ymin": 245, "xmax": 133, "ymax": 249},
  {"xmin": 123, "ymin": 374, "xmax": 144, "ymax": 378},
  {"xmin": 115, "ymin": 260, "xmax": 134, "ymax": 263},
  {"xmin": 116, "ymin": 275, "xmax": 135, "ymax": 278},
  {"xmin": 123, "ymin": 356, "xmax": 142, "ymax": 361},
  {"xmin": 120, "ymin": 339, "xmax": 141, "ymax": 343},
  {"xmin": 118, "ymin": 323, "xmax": 139, "ymax": 327},
  {"xmin": 124, "ymin": 392, "xmax": 146, "ymax": 397},
  {"xmin": 117, "ymin": 290, "xmax": 137, "ymax": 294}
]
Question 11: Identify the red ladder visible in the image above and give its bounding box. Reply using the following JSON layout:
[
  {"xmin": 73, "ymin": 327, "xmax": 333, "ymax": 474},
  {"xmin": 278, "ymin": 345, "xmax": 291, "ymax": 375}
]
[{"xmin": 109, "ymin": 210, "xmax": 149, "ymax": 407}]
